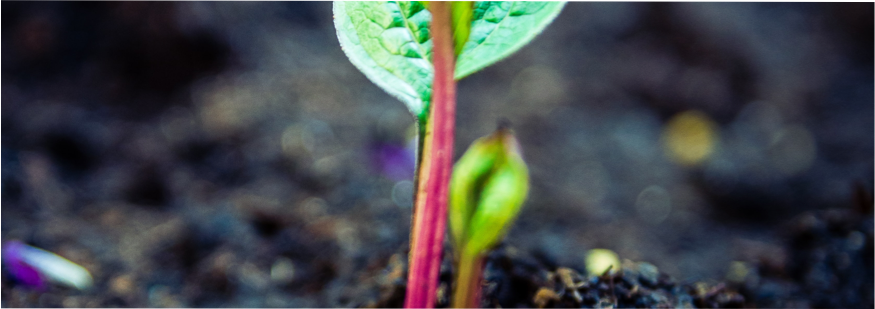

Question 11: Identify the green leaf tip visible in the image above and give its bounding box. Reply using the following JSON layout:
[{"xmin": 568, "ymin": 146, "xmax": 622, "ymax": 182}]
[{"xmin": 449, "ymin": 126, "xmax": 530, "ymax": 257}]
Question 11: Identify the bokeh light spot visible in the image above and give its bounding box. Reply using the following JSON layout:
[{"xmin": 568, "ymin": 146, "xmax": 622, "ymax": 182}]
[
  {"xmin": 635, "ymin": 185, "xmax": 671, "ymax": 225},
  {"xmin": 662, "ymin": 110, "xmax": 718, "ymax": 166},
  {"xmin": 769, "ymin": 125, "xmax": 816, "ymax": 177}
]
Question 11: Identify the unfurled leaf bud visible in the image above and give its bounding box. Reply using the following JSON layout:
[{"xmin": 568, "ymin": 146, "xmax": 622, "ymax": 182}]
[{"xmin": 449, "ymin": 127, "xmax": 529, "ymax": 257}]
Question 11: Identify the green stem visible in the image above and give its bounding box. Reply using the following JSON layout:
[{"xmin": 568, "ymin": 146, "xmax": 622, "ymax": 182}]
[
  {"xmin": 405, "ymin": 2, "xmax": 457, "ymax": 308},
  {"xmin": 452, "ymin": 251, "xmax": 484, "ymax": 308}
]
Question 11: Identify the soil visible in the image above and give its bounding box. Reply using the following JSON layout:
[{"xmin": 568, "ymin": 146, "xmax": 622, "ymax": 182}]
[
  {"xmin": 352, "ymin": 202, "xmax": 874, "ymax": 308},
  {"xmin": 2, "ymin": 2, "xmax": 872, "ymax": 308}
]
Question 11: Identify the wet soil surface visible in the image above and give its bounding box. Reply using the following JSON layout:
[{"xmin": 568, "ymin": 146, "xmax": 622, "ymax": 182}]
[{"xmin": 2, "ymin": 2, "xmax": 873, "ymax": 308}]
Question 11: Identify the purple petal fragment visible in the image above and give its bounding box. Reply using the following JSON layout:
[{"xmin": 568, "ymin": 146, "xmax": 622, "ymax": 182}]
[{"xmin": 3, "ymin": 241, "xmax": 46, "ymax": 290}]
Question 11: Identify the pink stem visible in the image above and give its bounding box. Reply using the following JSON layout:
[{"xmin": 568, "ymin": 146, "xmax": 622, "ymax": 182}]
[{"xmin": 405, "ymin": 2, "xmax": 456, "ymax": 308}]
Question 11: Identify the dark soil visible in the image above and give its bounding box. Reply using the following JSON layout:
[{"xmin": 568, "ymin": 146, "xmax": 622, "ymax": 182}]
[
  {"xmin": 351, "ymin": 201, "xmax": 873, "ymax": 308},
  {"xmin": 2, "ymin": 2, "xmax": 872, "ymax": 308}
]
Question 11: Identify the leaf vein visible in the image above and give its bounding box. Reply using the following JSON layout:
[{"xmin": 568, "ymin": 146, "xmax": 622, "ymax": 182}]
[
  {"xmin": 462, "ymin": 1, "xmax": 514, "ymax": 59},
  {"xmin": 396, "ymin": 1, "xmax": 432, "ymax": 63}
]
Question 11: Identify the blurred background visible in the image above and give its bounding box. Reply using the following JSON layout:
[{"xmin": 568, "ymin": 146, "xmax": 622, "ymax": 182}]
[{"xmin": 2, "ymin": 2, "xmax": 872, "ymax": 307}]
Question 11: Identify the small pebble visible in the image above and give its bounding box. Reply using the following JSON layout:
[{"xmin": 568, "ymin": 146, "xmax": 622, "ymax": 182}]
[
  {"xmin": 585, "ymin": 249, "xmax": 621, "ymax": 277},
  {"xmin": 637, "ymin": 262, "xmax": 659, "ymax": 286},
  {"xmin": 270, "ymin": 257, "xmax": 296, "ymax": 284},
  {"xmin": 110, "ymin": 275, "xmax": 134, "ymax": 295}
]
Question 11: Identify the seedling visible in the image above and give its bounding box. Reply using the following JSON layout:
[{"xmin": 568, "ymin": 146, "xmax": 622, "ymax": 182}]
[
  {"xmin": 449, "ymin": 126, "xmax": 530, "ymax": 308},
  {"xmin": 334, "ymin": 2, "xmax": 564, "ymax": 307}
]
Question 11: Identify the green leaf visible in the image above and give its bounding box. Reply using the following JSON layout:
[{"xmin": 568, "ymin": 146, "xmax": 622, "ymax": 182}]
[
  {"xmin": 334, "ymin": 1, "xmax": 434, "ymax": 119},
  {"xmin": 335, "ymin": 1, "xmax": 566, "ymax": 117},
  {"xmin": 454, "ymin": 1, "xmax": 566, "ymax": 80}
]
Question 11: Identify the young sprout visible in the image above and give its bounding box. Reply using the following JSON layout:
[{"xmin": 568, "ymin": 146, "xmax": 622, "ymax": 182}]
[
  {"xmin": 449, "ymin": 125, "xmax": 529, "ymax": 308},
  {"xmin": 334, "ymin": 2, "xmax": 564, "ymax": 306}
]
